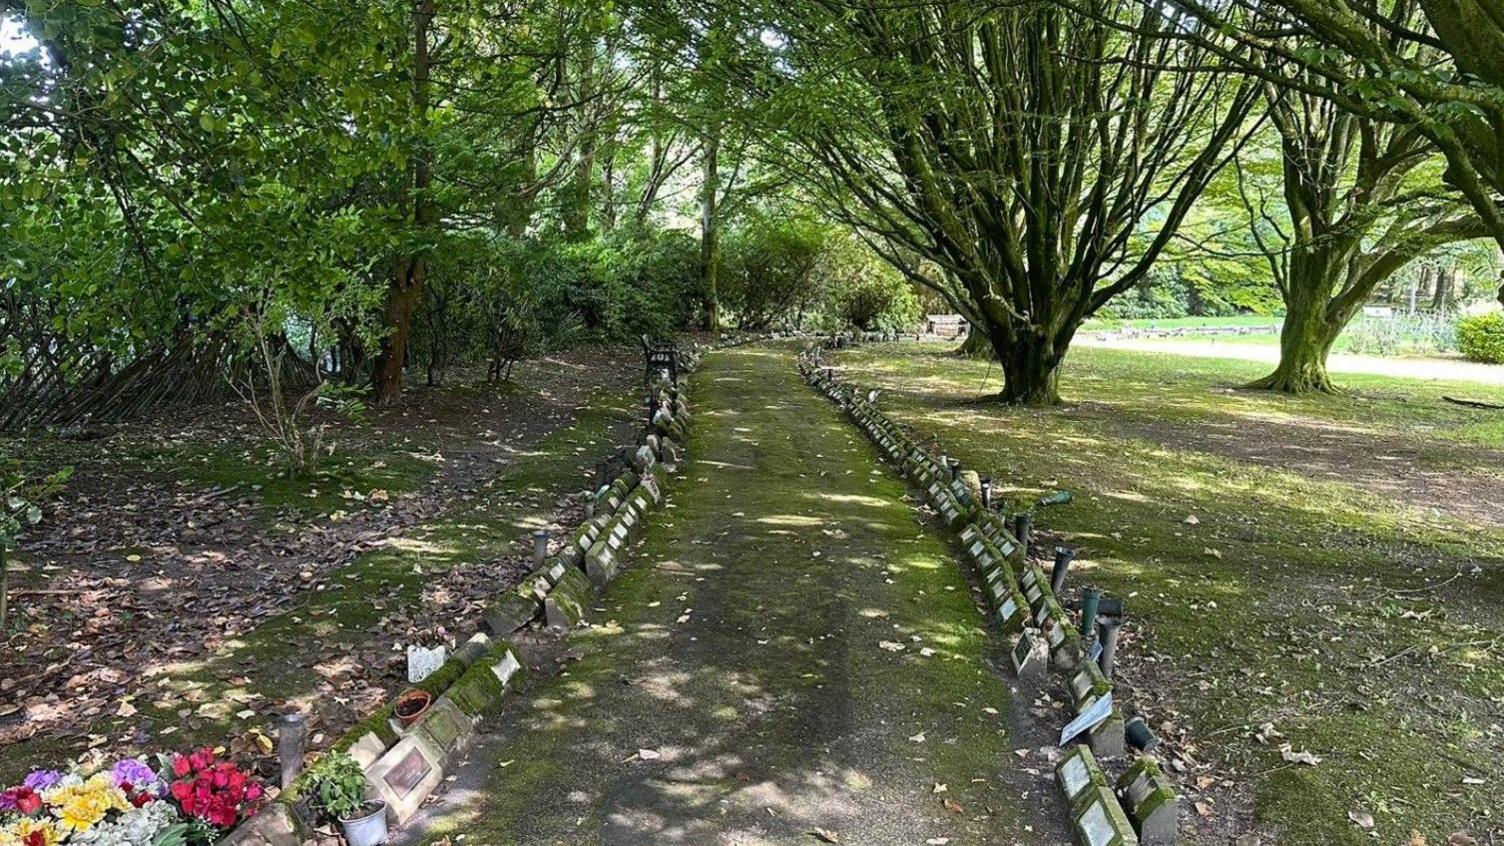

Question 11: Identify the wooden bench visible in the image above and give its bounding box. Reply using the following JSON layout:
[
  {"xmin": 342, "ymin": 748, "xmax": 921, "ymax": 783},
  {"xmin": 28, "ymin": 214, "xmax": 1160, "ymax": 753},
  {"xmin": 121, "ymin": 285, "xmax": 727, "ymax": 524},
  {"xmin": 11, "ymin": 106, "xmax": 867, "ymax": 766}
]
[{"xmin": 641, "ymin": 335, "xmax": 678, "ymax": 385}]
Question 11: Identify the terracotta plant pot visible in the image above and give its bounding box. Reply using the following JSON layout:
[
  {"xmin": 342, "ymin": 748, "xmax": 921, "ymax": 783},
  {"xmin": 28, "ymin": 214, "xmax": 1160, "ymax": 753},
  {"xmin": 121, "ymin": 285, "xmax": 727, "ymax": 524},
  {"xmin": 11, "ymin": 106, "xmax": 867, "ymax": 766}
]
[{"xmin": 393, "ymin": 689, "xmax": 433, "ymax": 728}]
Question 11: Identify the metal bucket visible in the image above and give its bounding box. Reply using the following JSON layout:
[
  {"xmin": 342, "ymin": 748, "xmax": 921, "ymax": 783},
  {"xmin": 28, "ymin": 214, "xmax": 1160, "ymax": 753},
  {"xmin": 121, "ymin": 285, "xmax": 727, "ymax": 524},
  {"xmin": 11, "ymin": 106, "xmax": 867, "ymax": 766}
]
[{"xmin": 340, "ymin": 802, "xmax": 389, "ymax": 846}]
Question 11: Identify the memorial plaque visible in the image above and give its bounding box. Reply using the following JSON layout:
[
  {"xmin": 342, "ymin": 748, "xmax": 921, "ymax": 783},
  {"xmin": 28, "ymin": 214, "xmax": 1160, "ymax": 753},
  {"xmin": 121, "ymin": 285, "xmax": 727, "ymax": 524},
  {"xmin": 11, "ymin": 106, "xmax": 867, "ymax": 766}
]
[
  {"xmin": 406, "ymin": 644, "xmax": 447, "ymax": 684},
  {"xmin": 999, "ymin": 596, "xmax": 1018, "ymax": 621},
  {"xmin": 1061, "ymin": 693, "xmax": 1114, "ymax": 745},
  {"xmin": 420, "ymin": 708, "xmax": 461, "ymax": 749},
  {"xmin": 1071, "ymin": 669, "xmax": 1093, "ymax": 701},
  {"xmin": 492, "ymin": 650, "xmax": 521, "ymax": 684},
  {"xmin": 1089, "ymin": 639, "xmax": 1104, "ymax": 663},
  {"xmin": 383, "ymin": 747, "xmax": 431, "ymax": 799},
  {"xmin": 1059, "ymin": 755, "xmax": 1090, "ymax": 799},
  {"xmin": 1022, "ymin": 568, "xmax": 1038, "ymax": 589},
  {"xmin": 1078, "ymin": 800, "xmax": 1117, "ymax": 846},
  {"xmin": 1026, "ymin": 583, "xmax": 1043, "ymax": 605},
  {"xmin": 969, "ymin": 540, "xmax": 986, "ymax": 559},
  {"xmin": 1011, "ymin": 631, "xmax": 1038, "ymax": 675}
]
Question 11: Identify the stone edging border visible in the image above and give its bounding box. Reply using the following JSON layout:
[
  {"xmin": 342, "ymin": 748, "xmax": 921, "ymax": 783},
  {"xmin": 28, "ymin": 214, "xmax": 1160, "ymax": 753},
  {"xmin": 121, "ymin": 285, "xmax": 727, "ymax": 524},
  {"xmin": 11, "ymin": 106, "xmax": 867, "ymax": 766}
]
[
  {"xmin": 221, "ymin": 344, "xmax": 713, "ymax": 845},
  {"xmin": 796, "ymin": 344, "xmax": 1180, "ymax": 846}
]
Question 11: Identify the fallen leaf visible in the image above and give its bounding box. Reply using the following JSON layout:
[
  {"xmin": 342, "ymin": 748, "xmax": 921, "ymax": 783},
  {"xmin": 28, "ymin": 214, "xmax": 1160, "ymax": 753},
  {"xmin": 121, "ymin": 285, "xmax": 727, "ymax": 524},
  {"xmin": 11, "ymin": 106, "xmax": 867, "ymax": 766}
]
[
  {"xmin": 808, "ymin": 828, "xmax": 839, "ymax": 843},
  {"xmin": 941, "ymin": 798, "xmax": 963, "ymax": 814},
  {"xmin": 1348, "ymin": 810, "xmax": 1375, "ymax": 831},
  {"xmin": 1280, "ymin": 745, "xmax": 1321, "ymax": 766}
]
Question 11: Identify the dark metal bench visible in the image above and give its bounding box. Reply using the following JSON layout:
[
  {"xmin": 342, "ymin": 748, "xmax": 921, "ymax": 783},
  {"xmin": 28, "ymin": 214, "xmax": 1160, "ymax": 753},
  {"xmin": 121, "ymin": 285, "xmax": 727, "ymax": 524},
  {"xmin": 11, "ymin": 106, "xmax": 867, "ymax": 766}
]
[{"xmin": 641, "ymin": 335, "xmax": 678, "ymax": 385}]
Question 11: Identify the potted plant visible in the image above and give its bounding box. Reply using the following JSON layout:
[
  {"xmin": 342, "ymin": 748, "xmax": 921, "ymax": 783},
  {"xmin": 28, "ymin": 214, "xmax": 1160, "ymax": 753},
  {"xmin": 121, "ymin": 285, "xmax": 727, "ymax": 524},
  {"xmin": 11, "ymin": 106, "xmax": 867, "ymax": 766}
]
[
  {"xmin": 392, "ymin": 688, "xmax": 433, "ymax": 728},
  {"xmin": 305, "ymin": 751, "xmax": 387, "ymax": 846}
]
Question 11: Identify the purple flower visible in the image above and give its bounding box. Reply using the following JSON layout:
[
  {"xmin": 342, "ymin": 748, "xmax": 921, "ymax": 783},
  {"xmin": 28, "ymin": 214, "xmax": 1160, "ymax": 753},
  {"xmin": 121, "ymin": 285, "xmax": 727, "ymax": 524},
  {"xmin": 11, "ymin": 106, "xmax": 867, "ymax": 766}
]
[
  {"xmin": 21, "ymin": 770, "xmax": 62, "ymax": 792},
  {"xmin": 0, "ymin": 787, "xmax": 18, "ymax": 811},
  {"xmin": 112, "ymin": 758, "xmax": 159, "ymax": 791}
]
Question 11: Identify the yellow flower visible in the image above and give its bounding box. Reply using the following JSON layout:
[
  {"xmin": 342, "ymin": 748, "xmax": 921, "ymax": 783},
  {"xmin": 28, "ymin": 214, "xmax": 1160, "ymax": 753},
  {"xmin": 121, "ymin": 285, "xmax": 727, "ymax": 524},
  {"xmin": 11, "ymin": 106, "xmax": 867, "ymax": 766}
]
[
  {"xmin": 6, "ymin": 819, "xmax": 60, "ymax": 846},
  {"xmin": 46, "ymin": 773, "xmax": 130, "ymax": 833}
]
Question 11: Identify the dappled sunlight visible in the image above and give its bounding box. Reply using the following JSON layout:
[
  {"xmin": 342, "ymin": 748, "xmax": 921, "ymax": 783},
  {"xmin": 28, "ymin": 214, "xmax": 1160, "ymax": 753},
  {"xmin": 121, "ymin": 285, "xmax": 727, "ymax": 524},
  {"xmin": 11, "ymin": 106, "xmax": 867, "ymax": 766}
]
[
  {"xmin": 806, "ymin": 491, "xmax": 895, "ymax": 509},
  {"xmin": 384, "ymin": 536, "xmax": 459, "ymax": 556},
  {"xmin": 697, "ymin": 459, "xmax": 756, "ymax": 471},
  {"xmin": 755, "ymin": 513, "xmax": 826, "ymax": 527}
]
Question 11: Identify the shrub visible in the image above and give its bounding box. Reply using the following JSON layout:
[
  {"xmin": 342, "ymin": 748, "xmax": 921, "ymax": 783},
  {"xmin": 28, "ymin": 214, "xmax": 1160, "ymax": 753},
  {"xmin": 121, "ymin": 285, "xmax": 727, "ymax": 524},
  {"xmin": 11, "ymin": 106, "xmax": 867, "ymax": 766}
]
[
  {"xmin": 721, "ymin": 213, "xmax": 829, "ymax": 331},
  {"xmin": 1344, "ymin": 312, "xmax": 1458, "ymax": 357},
  {"xmin": 817, "ymin": 236, "xmax": 921, "ymax": 332},
  {"xmin": 1458, "ymin": 312, "xmax": 1504, "ymax": 364}
]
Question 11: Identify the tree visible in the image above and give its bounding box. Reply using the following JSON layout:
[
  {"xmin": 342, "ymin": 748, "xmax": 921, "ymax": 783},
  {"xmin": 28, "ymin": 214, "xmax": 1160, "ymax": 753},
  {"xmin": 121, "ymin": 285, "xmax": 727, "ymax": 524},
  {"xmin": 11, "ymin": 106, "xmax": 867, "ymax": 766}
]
[
  {"xmin": 675, "ymin": 0, "xmax": 1260, "ymax": 403},
  {"xmin": 1237, "ymin": 81, "xmax": 1485, "ymax": 392},
  {"xmin": 1175, "ymin": 0, "xmax": 1504, "ymax": 305}
]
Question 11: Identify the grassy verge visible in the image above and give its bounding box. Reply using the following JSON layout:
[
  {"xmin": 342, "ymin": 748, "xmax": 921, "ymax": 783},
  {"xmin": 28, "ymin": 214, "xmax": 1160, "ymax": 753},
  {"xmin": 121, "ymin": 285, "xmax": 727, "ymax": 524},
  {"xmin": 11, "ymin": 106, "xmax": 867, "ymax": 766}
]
[{"xmin": 835, "ymin": 342, "xmax": 1504, "ymax": 845}]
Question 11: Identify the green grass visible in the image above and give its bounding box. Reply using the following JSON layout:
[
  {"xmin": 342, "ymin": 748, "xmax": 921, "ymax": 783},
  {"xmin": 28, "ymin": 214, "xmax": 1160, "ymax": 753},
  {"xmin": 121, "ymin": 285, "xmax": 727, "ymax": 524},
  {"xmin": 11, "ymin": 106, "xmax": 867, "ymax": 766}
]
[
  {"xmin": 1085, "ymin": 315, "xmax": 1281, "ymax": 331},
  {"xmin": 157, "ymin": 441, "xmax": 437, "ymax": 515},
  {"xmin": 835, "ymin": 342, "xmax": 1504, "ymax": 845}
]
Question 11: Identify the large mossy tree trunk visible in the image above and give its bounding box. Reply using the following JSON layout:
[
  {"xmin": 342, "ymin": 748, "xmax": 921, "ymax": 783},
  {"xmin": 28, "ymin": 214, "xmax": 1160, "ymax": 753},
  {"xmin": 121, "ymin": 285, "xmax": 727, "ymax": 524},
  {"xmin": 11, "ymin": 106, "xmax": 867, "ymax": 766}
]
[
  {"xmin": 1248, "ymin": 83, "xmax": 1480, "ymax": 395},
  {"xmin": 975, "ymin": 307, "xmax": 1071, "ymax": 406},
  {"xmin": 997, "ymin": 340, "xmax": 1063, "ymax": 405},
  {"xmin": 1250, "ymin": 285, "xmax": 1343, "ymax": 394},
  {"xmin": 1249, "ymin": 223, "xmax": 1355, "ymax": 395}
]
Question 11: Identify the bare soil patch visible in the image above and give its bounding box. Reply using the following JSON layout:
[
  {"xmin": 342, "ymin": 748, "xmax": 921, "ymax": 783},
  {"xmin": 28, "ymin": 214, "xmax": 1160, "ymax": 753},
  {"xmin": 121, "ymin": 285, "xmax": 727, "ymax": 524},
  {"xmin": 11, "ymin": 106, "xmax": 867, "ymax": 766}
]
[{"xmin": 0, "ymin": 346, "xmax": 637, "ymax": 756}]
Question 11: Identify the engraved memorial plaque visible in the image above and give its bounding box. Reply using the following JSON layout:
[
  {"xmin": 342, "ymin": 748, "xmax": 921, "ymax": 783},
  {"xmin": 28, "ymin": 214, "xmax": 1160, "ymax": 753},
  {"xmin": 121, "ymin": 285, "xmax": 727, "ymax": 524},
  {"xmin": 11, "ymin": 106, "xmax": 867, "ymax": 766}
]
[{"xmin": 383, "ymin": 747, "xmax": 432, "ymax": 799}]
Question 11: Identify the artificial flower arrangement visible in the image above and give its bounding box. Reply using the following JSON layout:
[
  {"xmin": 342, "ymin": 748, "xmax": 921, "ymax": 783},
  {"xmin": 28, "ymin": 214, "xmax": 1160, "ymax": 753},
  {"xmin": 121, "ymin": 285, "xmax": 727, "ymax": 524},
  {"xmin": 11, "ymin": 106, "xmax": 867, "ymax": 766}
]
[{"xmin": 0, "ymin": 748, "xmax": 263, "ymax": 846}]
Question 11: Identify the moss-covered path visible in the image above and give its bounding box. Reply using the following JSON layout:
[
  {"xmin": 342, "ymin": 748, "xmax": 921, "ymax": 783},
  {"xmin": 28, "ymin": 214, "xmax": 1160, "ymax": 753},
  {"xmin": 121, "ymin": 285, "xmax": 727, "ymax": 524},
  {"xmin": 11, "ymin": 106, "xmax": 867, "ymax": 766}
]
[{"xmin": 403, "ymin": 345, "xmax": 1064, "ymax": 845}]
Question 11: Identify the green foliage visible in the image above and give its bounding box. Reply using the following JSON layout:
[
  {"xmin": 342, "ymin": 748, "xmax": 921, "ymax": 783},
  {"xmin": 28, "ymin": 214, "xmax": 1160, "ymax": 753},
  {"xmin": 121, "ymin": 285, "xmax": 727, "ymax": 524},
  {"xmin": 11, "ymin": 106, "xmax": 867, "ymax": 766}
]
[
  {"xmin": 303, "ymin": 750, "xmax": 370, "ymax": 822},
  {"xmin": 721, "ymin": 212, "xmax": 829, "ymax": 330},
  {"xmin": 1344, "ymin": 314, "xmax": 1458, "ymax": 357},
  {"xmin": 1457, "ymin": 312, "xmax": 1504, "ymax": 364},
  {"xmin": 818, "ymin": 239, "xmax": 921, "ymax": 332},
  {"xmin": 1, "ymin": 456, "xmax": 71, "ymax": 551}
]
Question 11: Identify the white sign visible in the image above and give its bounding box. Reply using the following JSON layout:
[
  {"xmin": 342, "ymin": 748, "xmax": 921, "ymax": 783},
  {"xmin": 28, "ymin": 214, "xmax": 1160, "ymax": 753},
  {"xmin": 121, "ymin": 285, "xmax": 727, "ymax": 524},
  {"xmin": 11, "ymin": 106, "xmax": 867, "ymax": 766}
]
[
  {"xmin": 407, "ymin": 644, "xmax": 447, "ymax": 684},
  {"xmin": 1060, "ymin": 692, "xmax": 1114, "ymax": 746}
]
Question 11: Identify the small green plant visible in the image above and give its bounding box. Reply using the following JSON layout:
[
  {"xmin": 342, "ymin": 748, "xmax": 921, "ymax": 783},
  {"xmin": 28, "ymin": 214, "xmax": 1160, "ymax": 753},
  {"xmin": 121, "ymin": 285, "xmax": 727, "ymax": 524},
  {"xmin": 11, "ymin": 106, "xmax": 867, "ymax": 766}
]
[
  {"xmin": 1457, "ymin": 311, "xmax": 1504, "ymax": 363},
  {"xmin": 303, "ymin": 751, "xmax": 370, "ymax": 822}
]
